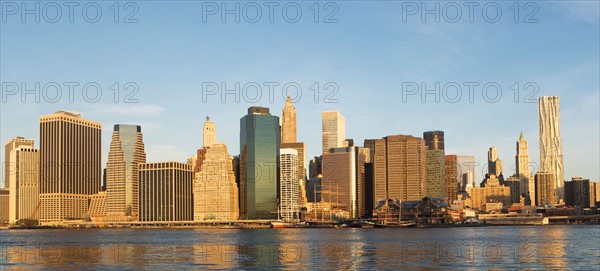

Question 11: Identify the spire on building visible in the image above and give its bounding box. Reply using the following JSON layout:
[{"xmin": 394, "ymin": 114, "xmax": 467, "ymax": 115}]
[{"xmin": 282, "ymin": 96, "xmax": 297, "ymax": 144}]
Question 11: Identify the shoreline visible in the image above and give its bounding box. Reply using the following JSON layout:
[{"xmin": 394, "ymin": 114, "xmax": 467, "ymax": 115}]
[{"xmin": 2, "ymin": 222, "xmax": 598, "ymax": 230}]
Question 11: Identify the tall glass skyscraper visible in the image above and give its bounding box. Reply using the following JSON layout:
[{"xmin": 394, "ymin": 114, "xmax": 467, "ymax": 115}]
[{"xmin": 240, "ymin": 107, "xmax": 280, "ymax": 219}]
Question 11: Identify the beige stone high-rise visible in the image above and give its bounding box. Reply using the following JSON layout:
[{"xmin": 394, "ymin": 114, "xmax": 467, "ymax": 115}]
[
  {"xmin": 374, "ymin": 135, "xmax": 426, "ymax": 202},
  {"xmin": 193, "ymin": 143, "xmax": 239, "ymax": 221},
  {"xmin": 5, "ymin": 137, "xmax": 39, "ymax": 223},
  {"xmin": 539, "ymin": 96, "xmax": 564, "ymax": 201},
  {"xmin": 4, "ymin": 137, "xmax": 35, "ymax": 189},
  {"xmin": 322, "ymin": 111, "xmax": 346, "ymax": 155},
  {"xmin": 516, "ymin": 132, "xmax": 534, "ymax": 205},
  {"xmin": 468, "ymin": 174, "xmax": 511, "ymax": 211},
  {"xmin": 488, "ymin": 147, "xmax": 503, "ymax": 176},
  {"xmin": 105, "ymin": 125, "xmax": 146, "ymax": 221},
  {"xmin": 203, "ymin": 116, "xmax": 216, "ymax": 147},
  {"xmin": 281, "ymin": 96, "xmax": 297, "ymax": 144},
  {"xmin": 39, "ymin": 111, "xmax": 102, "ymax": 224}
]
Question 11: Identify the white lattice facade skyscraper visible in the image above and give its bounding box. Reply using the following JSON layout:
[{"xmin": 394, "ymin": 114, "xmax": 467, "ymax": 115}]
[
  {"xmin": 279, "ymin": 148, "xmax": 299, "ymax": 221},
  {"xmin": 538, "ymin": 96, "xmax": 564, "ymax": 202}
]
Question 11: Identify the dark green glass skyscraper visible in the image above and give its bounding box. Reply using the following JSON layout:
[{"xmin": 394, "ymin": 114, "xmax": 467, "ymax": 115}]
[{"xmin": 240, "ymin": 107, "xmax": 280, "ymax": 219}]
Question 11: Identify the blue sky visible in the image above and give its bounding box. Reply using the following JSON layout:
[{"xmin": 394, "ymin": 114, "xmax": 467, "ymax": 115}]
[{"xmin": 1, "ymin": 1, "xmax": 599, "ymax": 186}]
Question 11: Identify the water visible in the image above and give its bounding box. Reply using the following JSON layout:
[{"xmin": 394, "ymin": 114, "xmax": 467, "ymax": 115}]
[{"xmin": 1, "ymin": 225, "xmax": 599, "ymax": 270}]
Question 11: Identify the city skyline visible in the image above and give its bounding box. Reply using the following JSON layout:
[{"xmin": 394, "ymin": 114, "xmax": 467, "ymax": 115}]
[
  {"xmin": 1, "ymin": 1, "xmax": 598, "ymax": 269},
  {"xmin": 1, "ymin": 96, "xmax": 598, "ymax": 188}
]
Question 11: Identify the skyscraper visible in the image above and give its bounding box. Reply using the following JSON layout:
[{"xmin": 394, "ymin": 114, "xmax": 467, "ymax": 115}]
[
  {"xmin": 4, "ymin": 137, "xmax": 34, "ymax": 189},
  {"xmin": 240, "ymin": 107, "xmax": 280, "ymax": 219},
  {"xmin": 203, "ymin": 116, "xmax": 216, "ymax": 147},
  {"xmin": 445, "ymin": 155, "xmax": 458, "ymax": 201},
  {"xmin": 279, "ymin": 148, "xmax": 299, "ymax": 221},
  {"xmin": 105, "ymin": 124, "xmax": 146, "ymax": 221},
  {"xmin": 539, "ymin": 96, "xmax": 564, "ymax": 201},
  {"xmin": 307, "ymin": 156, "xmax": 322, "ymax": 203},
  {"xmin": 535, "ymin": 171, "xmax": 556, "ymax": 206},
  {"xmin": 456, "ymin": 155, "xmax": 476, "ymax": 191},
  {"xmin": 5, "ymin": 137, "xmax": 38, "ymax": 223},
  {"xmin": 39, "ymin": 111, "xmax": 102, "ymax": 224},
  {"xmin": 194, "ymin": 143, "xmax": 239, "ymax": 221},
  {"xmin": 564, "ymin": 177, "xmax": 591, "ymax": 208},
  {"xmin": 424, "ymin": 131, "xmax": 445, "ymax": 198},
  {"xmin": 357, "ymin": 147, "xmax": 370, "ymax": 218},
  {"xmin": 0, "ymin": 189, "xmax": 8, "ymax": 224},
  {"xmin": 374, "ymin": 135, "xmax": 426, "ymax": 202},
  {"xmin": 363, "ymin": 139, "xmax": 377, "ymax": 163},
  {"xmin": 280, "ymin": 97, "xmax": 307, "ymax": 209},
  {"xmin": 505, "ymin": 176, "xmax": 524, "ymax": 205},
  {"xmin": 321, "ymin": 111, "xmax": 346, "ymax": 155},
  {"xmin": 281, "ymin": 142, "xmax": 308, "ymax": 208},
  {"xmin": 281, "ymin": 96, "xmax": 297, "ymax": 144},
  {"xmin": 516, "ymin": 133, "xmax": 534, "ymax": 205},
  {"xmin": 322, "ymin": 146, "xmax": 367, "ymax": 219},
  {"xmin": 469, "ymin": 175, "xmax": 511, "ymax": 211},
  {"xmin": 488, "ymin": 147, "xmax": 503, "ymax": 177},
  {"xmin": 138, "ymin": 162, "xmax": 194, "ymax": 222}
]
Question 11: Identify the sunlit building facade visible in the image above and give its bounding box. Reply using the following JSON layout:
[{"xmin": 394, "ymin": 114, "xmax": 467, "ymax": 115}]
[
  {"xmin": 424, "ymin": 131, "xmax": 445, "ymax": 198},
  {"xmin": 193, "ymin": 143, "xmax": 239, "ymax": 221},
  {"xmin": 139, "ymin": 162, "xmax": 194, "ymax": 222},
  {"xmin": 516, "ymin": 132, "xmax": 534, "ymax": 204},
  {"xmin": 321, "ymin": 111, "xmax": 346, "ymax": 155},
  {"xmin": 374, "ymin": 135, "xmax": 426, "ymax": 203},
  {"xmin": 5, "ymin": 137, "xmax": 39, "ymax": 223},
  {"xmin": 279, "ymin": 148, "xmax": 299, "ymax": 221},
  {"xmin": 281, "ymin": 96, "xmax": 297, "ymax": 144},
  {"xmin": 539, "ymin": 96, "xmax": 564, "ymax": 200},
  {"xmin": 105, "ymin": 124, "xmax": 146, "ymax": 221},
  {"xmin": 38, "ymin": 111, "xmax": 102, "ymax": 224},
  {"xmin": 468, "ymin": 174, "xmax": 511, "ymax": 211},
  {"xmin": 535, "ymin": 171, "xmax": 556, "ymax": 206},
  {"xmin": 444, "ymin": 155, "xmax": 458, "ymax": 202}
]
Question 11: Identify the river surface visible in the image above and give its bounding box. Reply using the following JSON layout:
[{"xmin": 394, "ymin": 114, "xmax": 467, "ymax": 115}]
[{"xmin": 1, "ymin": 225, "xmax": 599, "ymax": 270}]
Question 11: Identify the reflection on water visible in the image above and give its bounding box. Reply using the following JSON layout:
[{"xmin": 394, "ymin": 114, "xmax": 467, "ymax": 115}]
[{"xmin": 0, "ymin": 226, "xmax": 598, "ymax": 270}]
